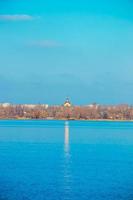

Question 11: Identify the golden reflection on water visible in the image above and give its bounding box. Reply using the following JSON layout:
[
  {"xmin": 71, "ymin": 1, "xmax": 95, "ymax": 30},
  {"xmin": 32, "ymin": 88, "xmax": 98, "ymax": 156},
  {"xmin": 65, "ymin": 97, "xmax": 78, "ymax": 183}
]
[
  {"xmin": 63, "ymin": 121, "xmax": 73, "ymax": 199},
  {"xmin": 64, "ymin": 121, "xmax": 70, "ymax": 156}
]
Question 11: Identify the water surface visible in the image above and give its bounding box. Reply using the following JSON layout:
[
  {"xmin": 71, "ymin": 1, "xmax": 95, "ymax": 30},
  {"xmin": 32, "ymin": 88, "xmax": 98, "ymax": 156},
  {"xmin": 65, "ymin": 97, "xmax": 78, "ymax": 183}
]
[{"xmin": 0, "ymin": 120, "xmax": 133, "ymax": 200}]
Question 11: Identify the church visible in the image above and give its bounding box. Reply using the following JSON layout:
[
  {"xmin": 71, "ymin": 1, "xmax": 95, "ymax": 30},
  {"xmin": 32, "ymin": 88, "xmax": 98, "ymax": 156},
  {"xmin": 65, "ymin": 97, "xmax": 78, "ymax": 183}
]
[{"xmin": 63, "ymin": 97, "xmax": 72, "ymax": 107}]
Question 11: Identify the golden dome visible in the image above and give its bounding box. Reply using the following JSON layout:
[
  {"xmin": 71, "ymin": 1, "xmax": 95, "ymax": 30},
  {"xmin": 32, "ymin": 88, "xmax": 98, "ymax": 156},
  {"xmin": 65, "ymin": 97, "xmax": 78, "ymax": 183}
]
[{"xmin": 64, "ymin": 98, "xmax": 71, "ymax": 107}]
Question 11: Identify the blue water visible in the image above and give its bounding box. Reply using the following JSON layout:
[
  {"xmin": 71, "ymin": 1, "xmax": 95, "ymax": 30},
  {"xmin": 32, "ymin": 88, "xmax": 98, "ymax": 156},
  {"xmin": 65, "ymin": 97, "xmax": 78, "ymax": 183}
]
[{"xmin": 0, "ymin": 120, "xmax": 133, "ymax": 200}]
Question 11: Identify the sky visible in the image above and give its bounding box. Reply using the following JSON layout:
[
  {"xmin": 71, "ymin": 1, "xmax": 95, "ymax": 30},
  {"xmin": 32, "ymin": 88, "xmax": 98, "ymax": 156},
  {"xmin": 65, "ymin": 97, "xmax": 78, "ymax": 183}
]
[{"xmin": 0, "ymin": 0, "xmax": 133, "ymax": 105}]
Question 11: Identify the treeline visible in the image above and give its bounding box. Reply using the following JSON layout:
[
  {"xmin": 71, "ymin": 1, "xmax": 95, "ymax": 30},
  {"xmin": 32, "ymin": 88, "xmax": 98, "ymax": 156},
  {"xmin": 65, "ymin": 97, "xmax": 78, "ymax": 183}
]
[{"xmin": 0, "ymin": 104, "xmax": 133, "ymax": 120}]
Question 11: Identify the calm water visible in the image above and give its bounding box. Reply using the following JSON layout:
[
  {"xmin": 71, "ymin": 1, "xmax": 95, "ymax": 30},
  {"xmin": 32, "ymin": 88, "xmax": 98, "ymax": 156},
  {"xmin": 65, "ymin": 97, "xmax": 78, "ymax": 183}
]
[{"xmin": 0, "ymin": 120, "xmax": 133, "ymax": 200}]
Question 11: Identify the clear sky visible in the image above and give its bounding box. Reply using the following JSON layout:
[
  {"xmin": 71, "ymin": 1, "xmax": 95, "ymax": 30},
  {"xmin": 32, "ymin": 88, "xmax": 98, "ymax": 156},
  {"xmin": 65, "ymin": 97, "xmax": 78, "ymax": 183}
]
[{"xmin": 0, "ymin": 0, "xmax": 133, "ymax": 105}]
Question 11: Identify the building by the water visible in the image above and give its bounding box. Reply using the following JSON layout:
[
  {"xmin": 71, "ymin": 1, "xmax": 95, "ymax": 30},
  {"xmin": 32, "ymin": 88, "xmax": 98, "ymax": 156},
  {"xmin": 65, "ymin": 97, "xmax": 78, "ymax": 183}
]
[{"xmin": 64, "ymin": 98, "xmax": 72, "ymax": 107}]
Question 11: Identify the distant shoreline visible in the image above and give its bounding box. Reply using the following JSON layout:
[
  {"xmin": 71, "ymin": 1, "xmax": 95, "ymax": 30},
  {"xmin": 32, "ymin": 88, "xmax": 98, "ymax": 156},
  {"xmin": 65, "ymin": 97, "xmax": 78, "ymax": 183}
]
[
  {"xmin": 0, "ymin": 118, "xmax": 133, "ymax": 122},
  {"xmin": 0, "ymin": 103, "xmax": 133, "ymax": 121}
]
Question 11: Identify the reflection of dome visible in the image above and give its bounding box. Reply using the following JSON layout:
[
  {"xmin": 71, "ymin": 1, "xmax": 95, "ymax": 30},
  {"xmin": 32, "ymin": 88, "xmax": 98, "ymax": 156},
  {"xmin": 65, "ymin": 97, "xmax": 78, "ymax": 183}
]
[{"xmin": 64, "ymin": 98, "xmax": 71, "ymax": 107}]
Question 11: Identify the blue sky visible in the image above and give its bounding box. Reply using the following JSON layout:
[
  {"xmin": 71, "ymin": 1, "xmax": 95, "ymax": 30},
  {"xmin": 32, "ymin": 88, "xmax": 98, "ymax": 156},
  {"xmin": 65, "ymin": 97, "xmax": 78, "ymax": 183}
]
[{"xmin": 0, "ymin": 0, "xmax": 133, "ymax": 105}]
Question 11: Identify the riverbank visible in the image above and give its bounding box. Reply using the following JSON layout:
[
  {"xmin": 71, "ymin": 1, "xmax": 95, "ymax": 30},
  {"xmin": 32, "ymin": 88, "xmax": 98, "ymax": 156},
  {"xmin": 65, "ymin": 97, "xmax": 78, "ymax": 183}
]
[{"xmin": 1, "ymin": 118, "xmax": 133, "ymax": 122}]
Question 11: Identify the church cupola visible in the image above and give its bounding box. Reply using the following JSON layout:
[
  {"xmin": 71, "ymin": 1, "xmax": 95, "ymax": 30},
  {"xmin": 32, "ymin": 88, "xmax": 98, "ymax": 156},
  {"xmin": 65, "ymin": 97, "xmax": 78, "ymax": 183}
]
[{"xmin": 64, "ymin": 97, "xmax": 71, "ymax": 107}]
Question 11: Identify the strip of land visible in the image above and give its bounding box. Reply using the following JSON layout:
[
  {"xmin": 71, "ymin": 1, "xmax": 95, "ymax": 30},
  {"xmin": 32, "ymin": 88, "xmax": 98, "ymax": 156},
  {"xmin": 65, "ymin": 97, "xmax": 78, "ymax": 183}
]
[{"xmin": 0, "ymin": 103, "xmax": 133, "ymax": 121}]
